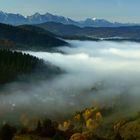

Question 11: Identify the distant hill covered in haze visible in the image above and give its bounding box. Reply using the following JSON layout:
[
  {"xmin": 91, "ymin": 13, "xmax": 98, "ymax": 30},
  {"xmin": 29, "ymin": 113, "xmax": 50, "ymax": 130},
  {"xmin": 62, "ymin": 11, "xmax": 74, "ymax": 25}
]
[{"xmin": 37, "ymin": 22, "xmax": 140, "ymax": 41}]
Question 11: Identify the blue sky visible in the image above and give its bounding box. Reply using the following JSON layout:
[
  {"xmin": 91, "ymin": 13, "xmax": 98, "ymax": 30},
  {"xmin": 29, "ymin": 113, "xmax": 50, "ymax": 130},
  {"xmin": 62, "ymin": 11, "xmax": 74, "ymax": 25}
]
[{"xmin": 0, "ymin": 0, "xmax": 140, "ymax": 23}]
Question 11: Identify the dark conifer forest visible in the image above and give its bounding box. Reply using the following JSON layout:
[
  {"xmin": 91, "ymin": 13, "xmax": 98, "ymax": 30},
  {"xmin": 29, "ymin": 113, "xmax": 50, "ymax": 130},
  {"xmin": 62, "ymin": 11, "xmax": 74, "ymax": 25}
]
[{"xmin": 0, "ymin": 49, "xmax": 41, "ymax": 84}]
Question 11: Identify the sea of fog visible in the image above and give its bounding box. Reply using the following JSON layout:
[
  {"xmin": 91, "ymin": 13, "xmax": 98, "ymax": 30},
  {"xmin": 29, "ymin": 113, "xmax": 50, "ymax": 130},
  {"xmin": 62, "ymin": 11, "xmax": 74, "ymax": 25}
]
[{"xmin": 1, "ymin": 40, "xmax": 140, "ymax": 124}]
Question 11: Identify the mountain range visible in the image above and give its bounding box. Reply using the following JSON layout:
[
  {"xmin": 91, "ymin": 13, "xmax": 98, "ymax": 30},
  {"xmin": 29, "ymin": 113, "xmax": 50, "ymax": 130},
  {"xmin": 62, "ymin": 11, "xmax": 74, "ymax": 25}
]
[{"xmin": 0, "ymin": 11, "xmax": 139, "ymax": 27}]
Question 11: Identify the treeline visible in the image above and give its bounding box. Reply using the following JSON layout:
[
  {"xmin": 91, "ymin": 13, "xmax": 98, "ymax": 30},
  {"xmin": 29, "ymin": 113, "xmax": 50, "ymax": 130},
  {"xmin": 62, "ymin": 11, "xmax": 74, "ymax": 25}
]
[
  {"xmin": 0, "ymin": 49, "xmax": 41, "ymax": 84},
  {"xmin": 1, "ymin": 106, "xmax": 139, "ymax": 140},
  {"xmin": 0, "ymin": 106, "xmax": 107, "ymax": 140}
]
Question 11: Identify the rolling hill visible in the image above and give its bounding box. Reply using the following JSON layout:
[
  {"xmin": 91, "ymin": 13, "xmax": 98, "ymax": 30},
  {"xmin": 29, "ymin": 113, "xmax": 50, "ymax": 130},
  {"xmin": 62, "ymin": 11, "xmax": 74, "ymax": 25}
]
[{"xmin": 0, "ymin": 23, "xmax": 67, "ymax": 50}]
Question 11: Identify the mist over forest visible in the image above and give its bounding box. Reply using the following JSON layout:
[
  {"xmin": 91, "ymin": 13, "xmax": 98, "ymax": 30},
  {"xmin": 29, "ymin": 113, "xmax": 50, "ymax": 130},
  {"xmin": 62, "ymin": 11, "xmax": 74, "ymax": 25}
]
[
  {"xmin": 0, "ymin": 0, "xmax": 140, "ymax": 139},
  {"xmin": 0, "ymin": 40, "xmax": 140, "ymax": 126}
]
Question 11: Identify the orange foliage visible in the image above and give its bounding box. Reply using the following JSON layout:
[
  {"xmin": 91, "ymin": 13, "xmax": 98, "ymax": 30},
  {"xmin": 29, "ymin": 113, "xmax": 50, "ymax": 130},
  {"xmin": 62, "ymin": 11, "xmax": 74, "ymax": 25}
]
[
  {"xmin": 96, "ymin": 112, "xmax": 102, "ymax": 121},
  {"xmin": 0, "ymin": 39, "xmax": 15, "ymax": 48}
]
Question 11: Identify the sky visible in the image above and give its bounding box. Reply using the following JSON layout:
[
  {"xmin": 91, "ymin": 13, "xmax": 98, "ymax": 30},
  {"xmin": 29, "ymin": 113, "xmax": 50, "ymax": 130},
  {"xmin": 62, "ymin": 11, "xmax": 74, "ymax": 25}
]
[{"xmin": 0, "ymin": 0, "xmax": 140, "ymax": 23}]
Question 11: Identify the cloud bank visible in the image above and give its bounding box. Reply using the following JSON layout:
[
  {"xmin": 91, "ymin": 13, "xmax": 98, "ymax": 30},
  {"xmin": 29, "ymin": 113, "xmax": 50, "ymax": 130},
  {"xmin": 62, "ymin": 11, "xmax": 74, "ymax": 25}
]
[{"xmin": 0, "ymin": 40, "xmax": 140, "ymax": 124}]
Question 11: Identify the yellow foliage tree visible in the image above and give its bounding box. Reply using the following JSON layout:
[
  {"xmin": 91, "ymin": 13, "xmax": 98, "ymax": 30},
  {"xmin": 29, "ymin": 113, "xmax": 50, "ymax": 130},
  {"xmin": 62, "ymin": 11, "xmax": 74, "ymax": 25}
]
[
  {"xmin": 83, "ymin": 110, "xmax": 89, "ymax": 120},
  {"xmin": 69, "ymin": 133, "xmax": 87, "ymax": 140},
  {"xmin": 83, "ymin": 108, "xmax": 95, "ymax": 120},
  {"xmin": 58, "ymin": 120, "xmax": 71, "ymax": 131},
  {"xmin": 96, "ymin": 112, "xmax": 102, "ymax": 121},
  {"xmin": 86, "ymin": 119, "xmax": 98, "ymax": 130}
]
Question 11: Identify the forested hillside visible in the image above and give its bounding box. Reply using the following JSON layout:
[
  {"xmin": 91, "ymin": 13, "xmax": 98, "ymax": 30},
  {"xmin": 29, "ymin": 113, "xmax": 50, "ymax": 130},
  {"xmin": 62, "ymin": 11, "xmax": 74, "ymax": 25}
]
[
  {"xmin": 0, "ymin": 23, "xmax": 67, "ymax": 51},
  {"xmin": 0, "ymin": 49, "xmax": 42, "ymax": 84},
  {"xmin": 0, "ymin": 49, "xmax": 61, "ymax": 84}
]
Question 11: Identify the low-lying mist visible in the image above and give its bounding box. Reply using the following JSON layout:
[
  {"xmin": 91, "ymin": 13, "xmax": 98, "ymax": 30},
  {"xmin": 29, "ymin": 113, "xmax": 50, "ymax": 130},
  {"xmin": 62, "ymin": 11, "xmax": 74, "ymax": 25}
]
[{"xmin": 1, "ymin": 40, "xmax": 140, "ymax": 124}]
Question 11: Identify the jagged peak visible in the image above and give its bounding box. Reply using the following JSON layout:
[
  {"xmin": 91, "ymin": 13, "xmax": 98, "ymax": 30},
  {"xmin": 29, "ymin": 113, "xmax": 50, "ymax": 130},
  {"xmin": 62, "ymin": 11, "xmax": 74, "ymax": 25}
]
[{"xmin": 32, "ymin": 12, "xmax": 41, "ymax": 17}]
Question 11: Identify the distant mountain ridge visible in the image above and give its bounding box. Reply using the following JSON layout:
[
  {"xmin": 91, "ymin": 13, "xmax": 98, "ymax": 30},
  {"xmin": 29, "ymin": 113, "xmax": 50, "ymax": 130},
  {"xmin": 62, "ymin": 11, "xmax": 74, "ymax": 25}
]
[
  {"xmin": 37, "ymin": 22, "xmax": 140, "ymax": 40},
  {"xmin": 0, "ymin": 11, "xmax": 139, "ymax": 27}
]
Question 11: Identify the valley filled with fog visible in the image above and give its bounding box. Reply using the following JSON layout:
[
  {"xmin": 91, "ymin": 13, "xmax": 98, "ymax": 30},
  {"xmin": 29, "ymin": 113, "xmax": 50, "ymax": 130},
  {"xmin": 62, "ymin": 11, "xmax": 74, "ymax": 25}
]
[{"xmin": 0, "ymin": 40, "xmax": 140, "ymax": 124}]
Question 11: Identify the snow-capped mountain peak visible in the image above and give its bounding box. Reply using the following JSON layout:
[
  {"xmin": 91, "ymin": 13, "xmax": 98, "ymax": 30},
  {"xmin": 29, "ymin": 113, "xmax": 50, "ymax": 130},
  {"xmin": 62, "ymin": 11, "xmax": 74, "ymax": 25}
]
[
  {"xmin": 0, "ymin": 11, "xmax": 138, "ymax": 27},
  {"xmin": 92, "ymin": 17, "xmax": 97, "ymax": 21}
]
